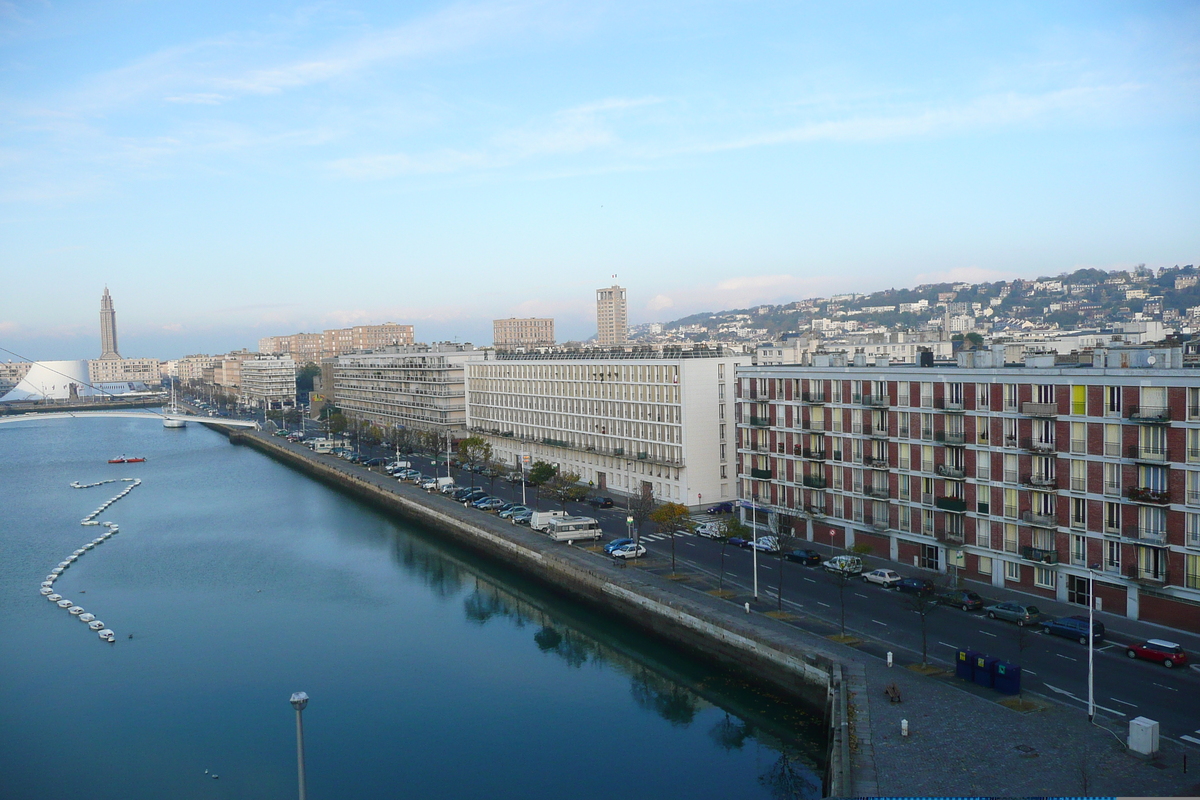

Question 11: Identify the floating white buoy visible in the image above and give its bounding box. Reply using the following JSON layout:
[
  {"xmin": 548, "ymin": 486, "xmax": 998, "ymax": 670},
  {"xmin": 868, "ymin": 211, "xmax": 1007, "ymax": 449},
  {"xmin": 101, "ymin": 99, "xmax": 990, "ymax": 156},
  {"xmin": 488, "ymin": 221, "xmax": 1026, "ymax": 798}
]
[
  {"xmin": 51, "ymin": 567, "xmax": 63, "ymax": 575},
  {"xmin": 57, "ymin": 599, "xmax": 73, "ymax": 608},
  {"xmin": 98, "ymin": 629, "xmax": 114, "ymax": 640},
  {"xmin": 40, "ymin": 587, "xmax": 53, "ymax": 595},
  {"xmin": 47, "ymin": 594, "xmax": 61, "ymax": 602},
  {"xmin": 79, "ymin": 613, "xmax": 95, "ymax": 622},
  {"xmin": 69, "ymin": 607, "xmax": 85, "ymax": 615},
  {"xmin": 89, "ymin": 621, "xmax": 105, "ymax": 630}
]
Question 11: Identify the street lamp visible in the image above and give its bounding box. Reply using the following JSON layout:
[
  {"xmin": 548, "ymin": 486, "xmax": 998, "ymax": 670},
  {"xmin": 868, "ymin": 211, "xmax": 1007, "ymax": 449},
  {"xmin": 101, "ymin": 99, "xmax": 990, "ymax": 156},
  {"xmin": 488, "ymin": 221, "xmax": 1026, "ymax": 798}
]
[
  {"xmin": 626, "ymin": 515, "xmax": 635, "ymax": 547},
  {"xmin": 1087, "ymin": 564, "xmax": 1100, "ymax": 723},
  {"xmin": 290, "ymin": 692, "xmax": 309, "ymax": 800},
  {"xmin": 750, "ymin": 495, "xmax": 760, "ymax": 602}
]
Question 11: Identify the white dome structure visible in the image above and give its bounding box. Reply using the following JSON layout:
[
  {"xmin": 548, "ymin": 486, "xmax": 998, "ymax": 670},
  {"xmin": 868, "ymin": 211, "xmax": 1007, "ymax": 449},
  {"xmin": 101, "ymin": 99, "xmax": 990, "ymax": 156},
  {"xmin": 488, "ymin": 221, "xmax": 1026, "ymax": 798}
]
[{"xmin": 1, "ymin": 361, "xmax": 92, "ymax": 402}]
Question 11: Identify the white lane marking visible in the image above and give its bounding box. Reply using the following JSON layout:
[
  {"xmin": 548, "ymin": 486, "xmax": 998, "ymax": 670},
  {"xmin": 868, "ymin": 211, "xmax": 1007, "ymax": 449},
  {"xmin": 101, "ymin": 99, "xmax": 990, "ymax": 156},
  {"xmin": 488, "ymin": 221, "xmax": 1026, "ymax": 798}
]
[
  {"xmin": 1152, "ymin": 683, "xmax": 1179, "ymax": 692},
  {"xmin": 871, "ymin": 620, "xmax": 887, "ymax": 626},
  {"xmin": 683, "ymin": 541, "xmax": 696, "ymax": 547},
  {"xmin": 1023, "ymin": 670, "xmax": 1036, "ymax": 676},
  {"xmin": 1041, "ymin": 686, "xmax": 1123, "ymax": 714},
  {"xmin": 803, "ymin": 578, "xmax": 816, "ymax": 584},
  {"xmin": 938, "ymin": 642, "xmax": 958, "ymax": 649},
  {"xmin": 854, "ymin": 593, "xmax": 869, "ymax": 598},
  {"xmin": 760, "ymin": 565, "xmax": 773, "ymax": 570},
  {"xmin": 977, "ymin": 630, "xmax": 997, "ymax": 638},
  {"xmin": 1055, "ymin": 654, "xmax": 1078, "ymax": 662},
  {"xmin": 1109, "ymin": 697, "xmax": 1138, "ymax": 708},
  {"xmin": 817, "ymin": 601, "xmax": 831, "ymax": 608},
  {"xmin": 1180, "ymin": 735, "xmax": 1200, "ymax": 746}
]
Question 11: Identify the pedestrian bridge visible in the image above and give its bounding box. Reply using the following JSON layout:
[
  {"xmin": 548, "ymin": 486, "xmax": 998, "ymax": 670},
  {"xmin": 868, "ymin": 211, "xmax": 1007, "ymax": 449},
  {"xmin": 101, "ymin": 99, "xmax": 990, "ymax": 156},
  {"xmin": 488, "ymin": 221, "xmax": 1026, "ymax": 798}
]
[{"xmin": 0, "ymin": 411, "xmax": 260, "ymax": 428}]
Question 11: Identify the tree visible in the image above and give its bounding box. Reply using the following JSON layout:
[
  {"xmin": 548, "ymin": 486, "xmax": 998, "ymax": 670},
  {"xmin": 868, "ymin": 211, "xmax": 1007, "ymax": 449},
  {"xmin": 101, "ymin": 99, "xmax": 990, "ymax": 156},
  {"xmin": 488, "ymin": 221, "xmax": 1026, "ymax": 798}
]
[
  {"xmin": 901, "ymin": 584, "xmax": 942, "ymax": 666},
  {"xmin": 650, "ymin": 502, "xmax": 693, "ymax": 575},
  {"xmin": 457, "ymin": 435, "xmax": 492, "ymax": 473},
  {"xmin": 546, "ymin": 469, "xmax": 587, "ymax": 510},
  {"xmin": 825, "ymin": 567, "xmax": 856, "ymax": 637},
  {"xmin": 627, "ymin": 483, "xmax": 655, "ymax": 544},
  {"xmin": 526, "ymin": 461, "xmax": 557, "ymax": 510}
]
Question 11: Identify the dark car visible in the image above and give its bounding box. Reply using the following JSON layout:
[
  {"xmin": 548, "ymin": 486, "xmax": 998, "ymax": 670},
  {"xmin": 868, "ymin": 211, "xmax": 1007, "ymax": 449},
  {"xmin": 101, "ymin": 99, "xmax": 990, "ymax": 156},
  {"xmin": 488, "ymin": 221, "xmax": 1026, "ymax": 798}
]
[
  {"xmin": 984, "ymin": 602, "xmax": 1042, "ymax": 626},
  {"xmin": 588, "ymin": 496, "xmax": 615, "ymax": 509},
  {"xmin": 362, "ymin": 457, "xmax": 386, "ymax": 467},
  {"xmin": 604, "ymin": 537, "xmax": 634, "ymax": 554},
  {"xmin": 896, "ymin": 577, "xmax": 935, "ymax": 596},
  {"xmin": 1042, "ymin": 615, "xmax": 1105, "ymax": 645},
  {"xmin": 728, "ymin": 537, "xmax": 750, "ymax": 548},
  {"xmin": 936, "ymin": 589, "xmax": 984, "ymax": 611},
  {"xmin": 706, "ymin": 502, "xmax": 735, "ymax": 514},
  {"xmin": 784, "ymin": 549, "xmax": 822, "ymax": 565},
  {"xmin": 1126, "ymin": 639, "xmax": 1188, "ymax": 669}
]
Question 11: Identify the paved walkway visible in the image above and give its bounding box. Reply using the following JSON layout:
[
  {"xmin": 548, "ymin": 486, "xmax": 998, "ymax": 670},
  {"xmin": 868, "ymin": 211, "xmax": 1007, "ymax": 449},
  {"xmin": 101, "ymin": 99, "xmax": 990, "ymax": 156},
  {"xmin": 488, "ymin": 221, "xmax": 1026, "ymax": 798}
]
[{"xmin": 244, "ymin": 433, "xmax": 1200, "ymax": 796}]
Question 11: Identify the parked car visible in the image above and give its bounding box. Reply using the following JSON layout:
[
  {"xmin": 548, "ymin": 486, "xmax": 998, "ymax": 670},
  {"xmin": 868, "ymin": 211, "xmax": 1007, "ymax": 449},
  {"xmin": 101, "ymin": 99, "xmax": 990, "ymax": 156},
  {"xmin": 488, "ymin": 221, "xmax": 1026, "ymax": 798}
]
[
  {"xmin": 749, "ymin": 536, "xmax": 780, "ymax": 553},
  {"xmin": 896, "ymin": 577, "xmax": 935, "ymax": 596},
  {"xmin": 823, "ymin": 555, "xmax": 863, "ymax": 576},
  {"xmin": 727, "ymin": 537, "xmax": 751, "ymax": 548},
  {"xmin": 611, "ymin": 543, "xmax": 647, "ymax": 560},
  {"xmin": 419, "ymin": 477, "xmax": 439, "ymax": 490},
  {"xmin": 706, "ymin": 502, "xmax": 735, "ymax": 514},
  {"xmin": 784, "ymin": 549, "xmax": 822, "ymax": 565},
  {"xmin": 935, "ymin": 589, "xmax": 984, "ymax": 611},
  {"xmin": 863, "ymin": 569, "xmax": 902, "ymax": 588},
  {"xmin": 696, "ymin": 522, "xmax": 725, "ymax": 539},
  {"xmin": 476, "ymin": 497, "xmax": 507, "ymax": 511},
  {"xmin": 1041, "ymin": 615, "xmax": 1105, "ymax": 645},
  {"xmin": 604, "ymin": 538, "xmax": 634, "ymax": 554},
  {"xmin": 1125, "ymin": 639, "xmax": 1188, "ymax": 668},
  {"xmin": 985, "ymin": 602, "xmax": 1042, "ymax": 626},
  {"xmin": 462, "ymin": 490, "xmax": 489, "ymax": 503},
  {"xmin": 587, "ymin": 496, "xmax": 614, "ymax": 509},
  {"xmin": 511, "ymin": 511, "xmax": 534, "ymax": 525},
  {"xmin": 439, "ymin": 483, "xmax": 459, "ymax": 495},
  {"xmin": 499, "ymin": 505, "xmax": 531, "ymax": 519},
  {"xmin": 363, "ymin": 457, "xmax": 386, "ymax": 467}
]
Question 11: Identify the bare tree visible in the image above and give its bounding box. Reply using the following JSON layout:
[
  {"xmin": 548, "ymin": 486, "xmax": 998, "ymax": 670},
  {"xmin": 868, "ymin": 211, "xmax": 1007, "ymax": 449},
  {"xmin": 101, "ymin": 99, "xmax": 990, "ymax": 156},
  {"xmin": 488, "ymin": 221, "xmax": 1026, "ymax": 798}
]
[
  {"xmin": 627, "ymin": 483, "xmax": 655, "ymax": 545},
  {"xmin": 650, "ymin": 502, "xmax": 693, "ymax": 575},
  {"xmin": 901, "ymin": 584, "xmax": 941, "ymax": 666},
  {"xmin": 825, "ymin": 567, "xmax": 856, "ymax": 637}
]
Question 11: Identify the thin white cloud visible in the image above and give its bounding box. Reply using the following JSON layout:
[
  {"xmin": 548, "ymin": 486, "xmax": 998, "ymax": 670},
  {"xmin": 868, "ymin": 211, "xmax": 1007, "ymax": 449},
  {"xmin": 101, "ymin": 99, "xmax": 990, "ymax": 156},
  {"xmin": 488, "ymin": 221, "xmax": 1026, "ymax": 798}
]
[{"xmin": 164, "ymin": 93, "xmax": 229, "ymax": 105}]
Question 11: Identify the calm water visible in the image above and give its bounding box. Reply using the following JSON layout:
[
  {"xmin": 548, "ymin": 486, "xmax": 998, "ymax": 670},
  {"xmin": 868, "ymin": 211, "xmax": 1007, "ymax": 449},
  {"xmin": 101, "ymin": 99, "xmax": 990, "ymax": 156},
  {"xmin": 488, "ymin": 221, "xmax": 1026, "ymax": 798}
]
[{"xmin": 0, "ymin": 417, "xmax": 823, "ymax": 800}]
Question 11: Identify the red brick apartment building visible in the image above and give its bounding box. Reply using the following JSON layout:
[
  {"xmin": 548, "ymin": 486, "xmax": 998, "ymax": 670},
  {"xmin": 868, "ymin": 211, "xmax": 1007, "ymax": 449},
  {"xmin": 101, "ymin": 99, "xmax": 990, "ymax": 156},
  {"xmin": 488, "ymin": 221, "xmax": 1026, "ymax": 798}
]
[{"xmin": 736, "ymin": 347, "xmax": 1200, "ymax": 633}]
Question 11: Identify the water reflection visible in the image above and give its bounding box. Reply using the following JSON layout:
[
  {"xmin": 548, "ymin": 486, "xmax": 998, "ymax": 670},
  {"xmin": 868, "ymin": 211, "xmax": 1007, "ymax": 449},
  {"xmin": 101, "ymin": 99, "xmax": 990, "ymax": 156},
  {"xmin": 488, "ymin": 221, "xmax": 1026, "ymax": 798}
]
[{"xmin": 388, "ymin": 526, "xmax": 825, "ymax": 794}]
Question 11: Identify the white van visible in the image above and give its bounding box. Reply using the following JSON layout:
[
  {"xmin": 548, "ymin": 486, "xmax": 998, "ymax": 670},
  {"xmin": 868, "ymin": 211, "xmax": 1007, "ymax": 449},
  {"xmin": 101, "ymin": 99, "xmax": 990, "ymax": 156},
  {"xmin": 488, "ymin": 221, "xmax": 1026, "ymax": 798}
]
[
  {"xmin": 529, "ymin": 510, "xmax": 567, "ymax": 532},
  {"xmin": 823, "ymin": 555, "xmax": 863, "ymax": 576},
  {"xmin": 546, "ymin": 516, "xmax": 603, "ymax": 542}
]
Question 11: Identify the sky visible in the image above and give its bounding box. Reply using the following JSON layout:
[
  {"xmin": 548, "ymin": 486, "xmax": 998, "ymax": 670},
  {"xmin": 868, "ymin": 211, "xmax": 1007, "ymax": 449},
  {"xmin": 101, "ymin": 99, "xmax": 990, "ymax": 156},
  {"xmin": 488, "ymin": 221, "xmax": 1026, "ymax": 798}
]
[{"xmin": 1, "ymin": 1, "xmax": 1197, "ymax": 360}]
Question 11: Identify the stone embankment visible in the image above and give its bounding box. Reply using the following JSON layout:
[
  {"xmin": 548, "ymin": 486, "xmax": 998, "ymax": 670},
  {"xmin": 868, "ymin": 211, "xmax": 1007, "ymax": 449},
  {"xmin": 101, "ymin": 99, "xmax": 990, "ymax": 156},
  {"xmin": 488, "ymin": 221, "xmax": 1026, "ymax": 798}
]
[{"xmin": 224, "ymin": 428, "xmax": 853, "ymax": 794}]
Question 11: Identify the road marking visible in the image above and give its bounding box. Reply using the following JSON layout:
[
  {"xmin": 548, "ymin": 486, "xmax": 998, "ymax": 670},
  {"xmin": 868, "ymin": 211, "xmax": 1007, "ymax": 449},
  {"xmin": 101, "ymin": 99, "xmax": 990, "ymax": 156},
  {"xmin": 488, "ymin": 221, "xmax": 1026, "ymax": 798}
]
[
  {"xmin": 871, "ymin": 620, "xmax": 887, "ymax": 626},
  {"xmin": 760, "ymin": 565, "xmax": 774, "ymax": 570},
  {"xmin": 1152, "ymin": 683, "xmax": 1179, "ymax": 692},
  {"xmin": 817, "ymin": 601, "xmax": 831, "ymax": 608},
  {"xmin": 1055, "ymin": 654, "xmax": 1078, "ymax": 662},
  {"xmin": 1181, "ymin": 735, "xmax": 1200, "ymax": 746},
  {"xmin": 854, "ymin": 593, "xmax": 868, "ymax": 598},
  {"xmin": 803, "ymin": 578, "xmax": 816, "ymax": 584},
  {"xmin": 683, "ymin": 541, "xmax": 696, "ymax": 547},
  {"xmin": 977, "ymin": 630, "xmax": 997, "ymax": 638},
  {"xmin": 938, "ymin": 642, "xmax": 958, "ymax": 649},
  {"xmin": 1022, "ymin": 670, "xmax": 1036, "ymax": 676},
  {"xmin": 1044, "ymin": 683, "xmax": 1126, "ymax": 716},
  {"xmin": 1109, "ymin": 697, "xmax": 1138, "ymax": 708}
]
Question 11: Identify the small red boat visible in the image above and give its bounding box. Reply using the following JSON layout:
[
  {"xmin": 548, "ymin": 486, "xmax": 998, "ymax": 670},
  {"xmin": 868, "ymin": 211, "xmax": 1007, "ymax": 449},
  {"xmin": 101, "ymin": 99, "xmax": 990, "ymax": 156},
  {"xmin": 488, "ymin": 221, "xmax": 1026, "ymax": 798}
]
[{"xmin": 108, "ymin": 457, "xmax": 146, "ymax": 464}]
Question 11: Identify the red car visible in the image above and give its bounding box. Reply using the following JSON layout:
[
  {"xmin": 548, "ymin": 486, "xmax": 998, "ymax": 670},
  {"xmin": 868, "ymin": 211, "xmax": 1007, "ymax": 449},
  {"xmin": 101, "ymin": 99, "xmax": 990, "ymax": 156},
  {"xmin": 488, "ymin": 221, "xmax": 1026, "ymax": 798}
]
[{"xmin": 1125, "ymin": 639, "xmax": 1188, "ymax": 669}]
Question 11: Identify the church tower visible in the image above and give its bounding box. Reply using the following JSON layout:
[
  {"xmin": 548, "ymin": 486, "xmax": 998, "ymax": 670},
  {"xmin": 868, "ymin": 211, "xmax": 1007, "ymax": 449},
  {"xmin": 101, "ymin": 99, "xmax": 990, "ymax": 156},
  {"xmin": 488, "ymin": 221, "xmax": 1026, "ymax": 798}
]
[{"xmin": 99, "ymin": 286, "xmax": 120, "ymax": 359}]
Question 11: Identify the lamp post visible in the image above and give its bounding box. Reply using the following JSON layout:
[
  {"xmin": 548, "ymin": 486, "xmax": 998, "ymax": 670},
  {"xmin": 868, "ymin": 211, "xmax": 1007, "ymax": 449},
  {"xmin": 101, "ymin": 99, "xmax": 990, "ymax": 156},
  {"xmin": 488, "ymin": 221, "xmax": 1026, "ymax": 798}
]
[
  {"xmin": 627, "ymin": 515, "xmax": 635, "ymax": 548},
  {"xmin": 290, "ymin": 692, "xmax": 309, "ymax": 800},
  {"xmin": 1087, "ymin": 564, "xmax": 1100, "ymax": 723},
  {"xmin": 750, "ymin": 495, "xmax": 759, "ymax": 602}
]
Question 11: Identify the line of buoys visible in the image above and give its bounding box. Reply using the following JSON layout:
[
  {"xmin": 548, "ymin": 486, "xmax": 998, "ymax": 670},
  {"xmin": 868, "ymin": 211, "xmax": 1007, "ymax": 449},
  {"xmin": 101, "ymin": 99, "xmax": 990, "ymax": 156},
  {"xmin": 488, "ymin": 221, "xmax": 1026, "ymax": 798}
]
[{"xmin": 42, "ymin": 478, "xmax": 143, "ymax": 643}]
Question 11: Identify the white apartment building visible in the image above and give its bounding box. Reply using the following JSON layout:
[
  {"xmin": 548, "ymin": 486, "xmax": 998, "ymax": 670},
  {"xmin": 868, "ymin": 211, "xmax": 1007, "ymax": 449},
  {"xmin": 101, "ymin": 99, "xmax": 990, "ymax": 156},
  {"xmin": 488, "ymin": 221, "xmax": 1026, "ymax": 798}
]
[
  {"xmin": 465, "ymin": 348, "xmax": 749, "ymax": 508},
  {"xmin": 333, "ymin": 343, "xmax": 479, "ymax": 437},
  {"xmin": 88, "ymin": 357, "xmax": 163, "ymax": 386},
  {"xmin": 240, "ymin": 356, "xmax": 297, "ymax": 409},
  {"xmin": 493, "ymin": 318, "xmax": 555, "ymax": 349}
]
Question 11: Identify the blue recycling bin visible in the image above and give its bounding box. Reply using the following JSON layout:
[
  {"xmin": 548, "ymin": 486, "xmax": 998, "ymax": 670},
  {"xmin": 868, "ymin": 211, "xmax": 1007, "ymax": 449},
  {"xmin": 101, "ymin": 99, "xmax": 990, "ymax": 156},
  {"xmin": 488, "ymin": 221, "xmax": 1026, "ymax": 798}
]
[
  {"xmin": 973, "ymin": 655, "xmax": 999, "ymax": 688},
  {"xmin": 991, "ymin": 660, "xmax": 1021, "ymax": 695},
  {"xmin": 956, "ymin": 649, "xmax": 979, "ymax": 681}
]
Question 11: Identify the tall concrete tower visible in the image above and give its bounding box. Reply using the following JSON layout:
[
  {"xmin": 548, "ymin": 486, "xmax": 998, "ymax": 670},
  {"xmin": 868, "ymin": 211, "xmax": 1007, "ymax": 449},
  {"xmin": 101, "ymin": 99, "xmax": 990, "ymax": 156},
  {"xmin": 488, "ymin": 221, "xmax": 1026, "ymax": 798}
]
[
  {"xmin": 99, "ymin": 286, "xmax": 120, "ymax": 359},
  {"xmin": 596, "ymin": 284, "xmax": 627, "ymax": 345}
]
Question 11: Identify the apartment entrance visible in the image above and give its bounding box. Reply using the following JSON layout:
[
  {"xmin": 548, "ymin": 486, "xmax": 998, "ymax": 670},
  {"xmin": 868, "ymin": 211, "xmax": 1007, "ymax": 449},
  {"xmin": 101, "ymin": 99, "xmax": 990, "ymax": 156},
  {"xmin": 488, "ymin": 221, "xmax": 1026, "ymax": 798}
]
[{"xmin": 920, "ymin": 544, "xmax": 940, "ymax": 571}]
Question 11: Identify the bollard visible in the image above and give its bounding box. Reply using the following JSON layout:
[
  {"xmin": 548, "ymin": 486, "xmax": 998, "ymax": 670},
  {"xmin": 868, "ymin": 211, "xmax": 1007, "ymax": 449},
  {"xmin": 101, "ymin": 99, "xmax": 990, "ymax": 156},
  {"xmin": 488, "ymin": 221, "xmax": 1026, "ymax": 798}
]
[
  {"xmin": 901, "ymin": 719, "xmax": 908, "ymax": 737},
  {"xmin": 887, "ymin": 651, "xmax": 893, "ymax": 668},
  {"xmin": 744, "ymin": 602, "xmax": 751, "ymax": 614}
]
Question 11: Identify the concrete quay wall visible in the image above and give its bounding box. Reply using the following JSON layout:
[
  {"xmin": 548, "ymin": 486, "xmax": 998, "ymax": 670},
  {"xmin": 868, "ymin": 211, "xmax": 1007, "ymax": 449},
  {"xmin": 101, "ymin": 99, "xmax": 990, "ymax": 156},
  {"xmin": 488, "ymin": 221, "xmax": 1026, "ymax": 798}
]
[{"xmin": 226, "ymin": 430, "xmax": 852, "ymax": 795}]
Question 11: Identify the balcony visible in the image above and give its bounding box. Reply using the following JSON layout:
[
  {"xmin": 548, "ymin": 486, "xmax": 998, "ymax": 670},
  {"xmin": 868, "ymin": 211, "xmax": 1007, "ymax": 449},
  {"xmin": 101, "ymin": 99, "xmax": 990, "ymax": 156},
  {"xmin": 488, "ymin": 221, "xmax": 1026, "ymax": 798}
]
[
  {"xmin": 935, "ymin": 496, "xmax": 967, "ymax": 512},
  {"xmin": 1021, "ymin": 546, "xmax": 1059, "ymax": 564},
  {"xmin": 807, "ymin": 419, "xmax": 826, "ymax": 432},
  {"xmin": 1127, "ymin": 405, "xmax": 1170, "ymax": 424},
  {"xmin": 935, "ymin": 464, "xmax": 966, "ymax": 480},
  {"xmin": 636, "ymin": 452, "xmax": 648, "ymax": 460},
  {"xmin": 802, "ymin": 475, "xmax": 827, "ymax": 489},
  {"xmin": 938, "ymin": 399, "xmax": 965, "ymax": 413},
  {"xmin": 1021, "ymin": 510, "xmax": 1058, "ymax": 528},
  {"xmin": 748, "ymin": 416, "xmax": 771, "ymax": 427},
  {"xmin": 1129, "ymin": 444, "xmax": 1168, "ymax": 463},
  {"xmin": 803, "ymin": 503, "xmax": 825, "ymax": 517},
  {"xmin": 864, "ymin": 515, "xmax": 889, "ymax": 531},
  {"xmin": 865, "ymin": 394, "xmax": 890, "ymax": 407},
  {"xmin": 935, "ymin": 431, "xmax": 966, "ymax": 445},
  {"xmin": 1021, "ymin": 437, "xmax": 1057, "ymax": 454},
  {"xmin": 868, "ymin": 426, "xmax": 889, "ymax": 439},
  {"xmin": 1070, "ymin": 477, "xmax": 1087, "ymax": 493},
  {"xmin": 1022, "ymin": 402, "xmax": 1058, "ymax": 417},
  {"xmin": 801, "ymin": 392, "xmax": 826, "ymax": 404},
  {"xmin": 868, "ymin": 458, "xmax": 890, "ymax": 470},
  {"xmin": 1023, "ymin": 473, "xmax": 1057, "ymax": 489},
  {"xmin": 750, "ymin": 468, "xmax": 773, "ymax": 480},
  {"xmin": 937, "ymin": 528, "xmax": 965, "ymax": 544},
  {"xmin": 802, "ymin": 448, "xmax": 827, "ymax": 461},
  {"xmin": 1126, "ymin": 565, "xmax": 1168, "ymax": 585},
  {"xmin": 1128, "ymin": 486, "xmax": 1171, "ymax": 505},
  {"xmin": 866, "ymin": 486, "xmax": 890, "ymax": 500}
]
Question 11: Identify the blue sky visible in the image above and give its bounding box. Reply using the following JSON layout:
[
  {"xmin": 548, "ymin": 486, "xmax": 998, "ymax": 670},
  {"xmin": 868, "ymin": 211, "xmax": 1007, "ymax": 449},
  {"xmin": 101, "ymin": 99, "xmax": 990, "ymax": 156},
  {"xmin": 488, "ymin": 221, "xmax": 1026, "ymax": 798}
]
[{"xmin": 2, "ymin": 1, "xmax": 1197, "ymax": 360}]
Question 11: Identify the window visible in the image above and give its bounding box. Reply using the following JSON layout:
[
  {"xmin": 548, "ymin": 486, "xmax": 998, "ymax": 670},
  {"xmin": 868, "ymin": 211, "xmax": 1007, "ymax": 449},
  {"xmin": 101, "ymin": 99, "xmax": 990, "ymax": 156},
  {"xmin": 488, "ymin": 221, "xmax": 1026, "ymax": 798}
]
[
  {"xmin": 1004, "ymin": 488, "xmax": 1018, "ymax": 519},
  {"xmin": 1003, "ymin": 418, "xmax": 1018, "ymax": 447},
  {"xmin": 1104, "ymin": 386, "xmax": 1122, "ymax": 416},
  {"xmin": 898, "ymin": 381, "xmax": 910, "ymax": 407},
  {"xmin": 1070, "ymin": 534, "xmax": 1086, "ymax": 566},
  {"xmin": 1187, "ymin": 555, "xmax": 1200, "ymax": 590},
  {"xmin": 1036, "ymin": 384, "xmax": 1054, "ymax": 404},
  {"xmin": 1071, "ymin": 385, "xmax": 1087, "ymax": 416},
  {"xmin": 1004, "ymin": 560, "xmax": 1021, "ymax": 581},
  {"xmin": 1188, "ymin": 429, "xmax": 1200, "ymax": 464},
  {"xmin": 1139, "ymin": 465, "xmax": 1168, "ymax": 493},
  {"xmin": 976, "ymin": 383, "xmax": 991, "ymax": 408},
  {"xmin": 1003, "ymin": 454, "xmax": 1018, "ymax": 484},
  {"xmin": 1071, "ymin": 422, "xmax": 1086, "ymax": 454},
  {"xmin": 978, "ymin": 555, "xmax": 993, "ymax": 576},
  {"xmin": 1003, "ymin": 523, "xmax": 1018, "ymax": 553},
  {"xmin": 920, "ymin": 382, "xmax": 933, "ymax": 408},
  {"xmin": 977, "ymin": 452, "xmax": 991, "ymax": 481},
  {"xmin": 1104, "ymin": 502, "xmax": 1121, "ymax": 533},
  {"xmin": 1104, "ymin": 424, "xmax": 1121, "ymax": 457},
  {"xmin": 1190, "ymin": 386, "xmax": 1200, "ymax": 420},
  {"xmin": 1003, "ymin": 384, "xmax": 1018, "ymax": 412},
  {"xmin": 1070, "ymin": 459, "xmax": 1087, "ymax": 493},
  {"xmin": 1071, "ymin": 497, "xmax": 1086, "ymax": 530},
  {"xmin": 1105, "ymin": 540, "xmax": 1121, "ymax": 571},
  {"xmin": 1103, "ymin": 462, "xmax": 1120, "ymax": 496},
  {"xmin": 976, "ymin": 519, "xmax": 992, "ymax": 549},
  {"xmin": 1034, "ymin": 567, "xmax": 1056, "ymax": 589}
]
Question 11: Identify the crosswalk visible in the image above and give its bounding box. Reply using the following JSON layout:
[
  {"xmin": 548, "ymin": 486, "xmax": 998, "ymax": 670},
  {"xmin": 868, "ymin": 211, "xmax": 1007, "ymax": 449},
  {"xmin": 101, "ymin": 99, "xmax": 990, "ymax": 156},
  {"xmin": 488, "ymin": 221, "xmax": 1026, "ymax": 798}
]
[
  {"xmin": 640, "ymin": 531, "xmax": 696, "ymax": 542},
  {"xmin": 1183, "ymin": 729, "xmax": 1200, "ymax": 747}
]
